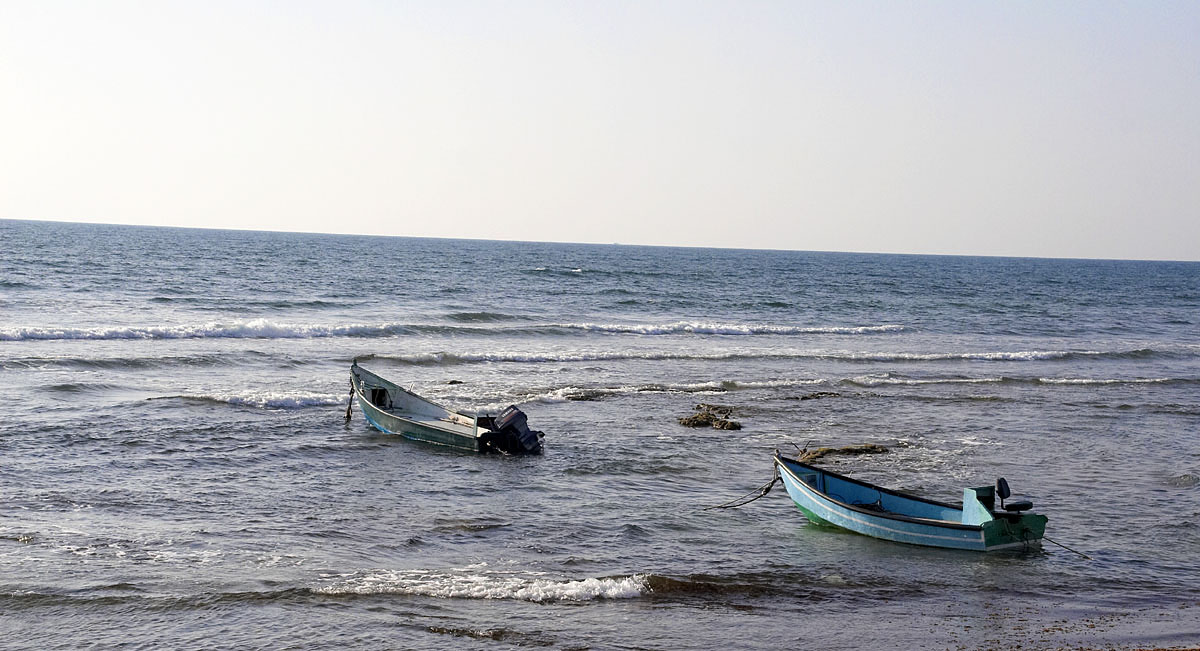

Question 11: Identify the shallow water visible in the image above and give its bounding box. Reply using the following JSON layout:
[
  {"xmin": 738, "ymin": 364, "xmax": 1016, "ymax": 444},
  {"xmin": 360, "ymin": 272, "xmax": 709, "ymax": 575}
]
[{"xmin": 2, "ymin": 219, "xmax": 1199, "ymax": 648}]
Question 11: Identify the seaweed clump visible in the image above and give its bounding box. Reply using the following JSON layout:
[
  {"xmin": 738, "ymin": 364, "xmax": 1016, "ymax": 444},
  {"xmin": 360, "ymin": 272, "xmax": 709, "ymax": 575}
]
[
  {"xmin": 679, "ymin": 403, "xmax": 742, "ymax": 430},
  {"xmin": 798, "ymin": 443, "xmax": 888, "ymax": 463}
]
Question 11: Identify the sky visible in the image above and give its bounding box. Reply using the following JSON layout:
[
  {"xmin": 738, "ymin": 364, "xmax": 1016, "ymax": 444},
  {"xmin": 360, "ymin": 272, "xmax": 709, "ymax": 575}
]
[{"xmin": 2, "ymin": 1, "xmax": 1198, "ymax": 260}]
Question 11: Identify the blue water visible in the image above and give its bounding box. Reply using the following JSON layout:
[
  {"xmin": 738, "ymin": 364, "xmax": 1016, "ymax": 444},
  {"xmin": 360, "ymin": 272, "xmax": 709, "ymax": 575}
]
[{"xmin": 2, "ymin": 219, "xmax": 1199, "ymax": 649}]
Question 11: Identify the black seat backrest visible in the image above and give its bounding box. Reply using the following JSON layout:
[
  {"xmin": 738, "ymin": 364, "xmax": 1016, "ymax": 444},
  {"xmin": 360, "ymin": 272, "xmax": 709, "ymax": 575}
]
[{"xmin": 996, "ymin": 477, "xmax": 1011, "ymax": 503}]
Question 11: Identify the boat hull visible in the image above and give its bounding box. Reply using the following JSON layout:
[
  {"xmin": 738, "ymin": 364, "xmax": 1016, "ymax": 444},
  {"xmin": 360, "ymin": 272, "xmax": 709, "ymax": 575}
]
[
  {"xmin": 356, "ymin": 393, "xmax": 481, "ymax": 452},
  {"xmin": 774, "ymin": 454, "xmax": 1046, "ymax": 552}
]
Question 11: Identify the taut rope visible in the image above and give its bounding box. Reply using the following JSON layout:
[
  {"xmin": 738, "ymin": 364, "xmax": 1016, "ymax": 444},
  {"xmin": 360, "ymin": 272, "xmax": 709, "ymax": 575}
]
[{"xmin": 703, "ymin": 468, "xmax": 780, "ymax": 510}]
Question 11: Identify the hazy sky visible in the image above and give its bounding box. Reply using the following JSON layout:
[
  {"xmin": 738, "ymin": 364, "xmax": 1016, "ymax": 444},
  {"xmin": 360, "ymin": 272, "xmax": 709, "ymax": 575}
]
[{"xmin": 3, "ymin": 1, "xmax": 1198, "ymax": 260}]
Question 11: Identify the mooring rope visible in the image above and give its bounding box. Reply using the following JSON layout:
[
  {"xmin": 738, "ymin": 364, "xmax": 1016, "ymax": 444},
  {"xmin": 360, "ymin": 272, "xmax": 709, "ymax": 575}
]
[
  {"xmin": 344, "ymin": 380, "xmax": 354, "ymax": 421},
  {"xmin": 1042, "ymin": 535, "xmax": 1092, "ymax": 560},
  {"xmin": 703, "ymin": 469, "xmax": 780, "ymax": 510}
]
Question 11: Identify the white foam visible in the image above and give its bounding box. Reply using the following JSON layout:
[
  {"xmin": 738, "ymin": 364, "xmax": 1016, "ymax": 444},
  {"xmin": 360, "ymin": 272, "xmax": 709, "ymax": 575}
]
[
  {"xmin": 384, "ymin": 350, "xmax": 770, "ymax": 365},
  {"xmin": 316, "ymin": 569, "xmax": 648, "ymax": 602},
  {"xmin": 181, "ymin": 391, "xmax": 344, "ymax": 409},
  {"xmin": 548, "ymin": 322, "xmax": 906, "ymax": 336},
  {"xmin": 1037, "ymin": 377, "xmax": 1171, "ymax": 385},
  {"xmin": 834, "ymin": 350, "xmax": 1081, "ymax": 362},
  {"xmin": 0, "ymin": 319, "xmax": 407, "ymax": 341},
  {"xmin": 846, "ymin": 374, "xmax": 1004, "ymax": 387}
]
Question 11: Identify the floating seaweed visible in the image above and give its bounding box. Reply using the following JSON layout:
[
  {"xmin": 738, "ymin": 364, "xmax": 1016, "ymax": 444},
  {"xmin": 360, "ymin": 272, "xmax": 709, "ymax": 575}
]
[{"xmin": 797, "ymin": 443, "xmax": 888, "ymax": 463}]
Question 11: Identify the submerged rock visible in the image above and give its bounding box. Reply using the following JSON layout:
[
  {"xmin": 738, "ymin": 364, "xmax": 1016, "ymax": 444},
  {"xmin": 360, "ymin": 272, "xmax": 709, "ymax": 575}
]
[
  {"xmin": 679, "ymin": 411, "xmax": 717, "ymax": 428},
  {"xmin": 795, "ymin": 391, "xmax": 841, "ymax": 401},
  {"xmin": 679, "ymin": 403, "xmax": 742, "ymax": 430},
  {"xmin": 694, "ymin": 403, "xmax": 734, "ymax": 416}
]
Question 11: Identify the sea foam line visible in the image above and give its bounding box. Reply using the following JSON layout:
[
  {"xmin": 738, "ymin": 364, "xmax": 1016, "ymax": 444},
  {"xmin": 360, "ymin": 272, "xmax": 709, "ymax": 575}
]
[
  {"xmin": 159, "ymin": 392, "xmax": 345, "ymax": 410},
  {"xmin": 1035, "ymin": 377, "xmax": 1175, "ymax": 385},
  {"xmin": 0, "ymin": 319, "xmax": 412, "ymax": 342},
  {"xmin": 364, "ymin": 348, "xmax": 1156, "ymax": 367},
  {"xmin": 548, "ymin": 322, "xmax": 906, "ymax": 335},
  {"xmin": 0, "ymin": 320, "xmax": 904, "ymax": 342},
  {"xmin": 466, "ymin": 379, "xmax": 826, "ymax": 411},
  {"xmin": 315, "ymin": 569, "xmax": 648, "ymax": 602}
]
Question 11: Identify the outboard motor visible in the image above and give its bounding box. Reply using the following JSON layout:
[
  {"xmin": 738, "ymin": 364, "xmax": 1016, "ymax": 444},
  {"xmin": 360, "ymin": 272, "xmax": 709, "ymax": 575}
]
[{"xmin": 485, "ymin": 405, "xmax": 544, "ymax": 455}]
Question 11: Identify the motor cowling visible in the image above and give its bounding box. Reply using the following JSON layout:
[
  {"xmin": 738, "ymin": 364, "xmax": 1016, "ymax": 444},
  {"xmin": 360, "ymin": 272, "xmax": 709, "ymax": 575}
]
[{"xmin": 485, "ymin": 406, "xmax": 544, "ymax": 455}]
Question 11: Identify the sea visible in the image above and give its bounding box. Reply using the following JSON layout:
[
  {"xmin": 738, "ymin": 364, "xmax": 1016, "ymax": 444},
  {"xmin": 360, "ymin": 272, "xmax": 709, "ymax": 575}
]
[{"xmin": 2, "ymin": 218, "xmax": 1198, "ymax": 650}]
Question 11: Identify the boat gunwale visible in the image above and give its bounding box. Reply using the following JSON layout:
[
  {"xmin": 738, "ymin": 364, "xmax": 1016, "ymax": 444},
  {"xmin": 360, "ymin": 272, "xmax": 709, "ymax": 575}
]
[{"xmin": 774, "ymin": 452, "xmax": 984, "ymax": 532}]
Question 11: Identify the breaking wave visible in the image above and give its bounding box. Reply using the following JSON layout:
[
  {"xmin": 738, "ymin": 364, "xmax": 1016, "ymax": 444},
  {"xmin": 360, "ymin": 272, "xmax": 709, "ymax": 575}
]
[
  {"xmin": 0, "ymin": 320, "xmax": 903, "ymax": 342},
  {"xmin": 1034, "ymin": 377, "xmax": 1178, "ymax": 385},
  {"xmin": 548, "ymin": 322, "xmax": 906, "ymax": 335},
  {"xmin": 155, "ymin": 392, "xmax": 344, "ymax": 410},
  {"xmin": 366, "ymin": 350, "xmax": 784, "ymax": 366},
  {"xmin": 315, "ymin": 568, "xmax": 647, "ymax": 602},
  {"xmin": 445, "ymin": 311, "xmax": 530, "ymax": 323},
  {"xmin": 842, "ymin": 374, "xmax": 1189, "ymax": 387},
  {"xmin": 0, "ymin": 319, "xmax": 418, "ymax": 341},
  {"xmin": 356, "ymin": 347, "xmax": 1181, "ymax": 367},
  {"xmin": 522, "ymin": 379, "xmax": 826, "ymax": 403}
]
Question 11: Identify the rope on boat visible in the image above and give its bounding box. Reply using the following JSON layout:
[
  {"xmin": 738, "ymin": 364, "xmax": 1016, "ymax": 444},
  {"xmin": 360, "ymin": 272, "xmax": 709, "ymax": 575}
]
[
  {"xmin": 344, "ymin": 380, "xmax": 354, "ymax": 421},
  {"xmin": 1042, "ymin": 535, "xmax": 1092, "ymax": 560},
  {"xmin": 703, "ymin": 469, "xmax": 780, "ymax": 510}
]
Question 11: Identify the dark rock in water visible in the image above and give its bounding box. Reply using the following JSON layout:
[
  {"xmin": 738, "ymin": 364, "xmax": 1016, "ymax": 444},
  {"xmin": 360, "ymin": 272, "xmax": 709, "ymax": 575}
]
[
  {"xmin": 796, "ymin": 391, "xmax": 841, "ymax": 401},
  {"xmin": 799, "ymin": 443, "xmax": 887, "ymax": 462},
  {"xmin": 679, "ymin": 403, "xmax": 741, "ymax": 430},
  {"xmin": 679, "ymin": 411, "xmax": 716, "ymax": 427},
  {"xmin": 447, "ymin": 380, "xmax": 464, "ymax": 385}
]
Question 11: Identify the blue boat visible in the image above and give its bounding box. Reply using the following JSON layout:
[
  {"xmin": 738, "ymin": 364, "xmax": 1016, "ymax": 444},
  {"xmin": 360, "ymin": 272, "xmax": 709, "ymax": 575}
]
[{"xmin": 773, "ymin": 451, "xmax": 1047, "ymax": 551}]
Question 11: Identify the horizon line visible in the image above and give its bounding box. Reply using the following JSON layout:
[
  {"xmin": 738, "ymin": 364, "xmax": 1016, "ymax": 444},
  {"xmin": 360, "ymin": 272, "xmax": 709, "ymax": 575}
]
[{"xmin": 4, "ymin": 217, "xmax": 1197, "ymax": 264}]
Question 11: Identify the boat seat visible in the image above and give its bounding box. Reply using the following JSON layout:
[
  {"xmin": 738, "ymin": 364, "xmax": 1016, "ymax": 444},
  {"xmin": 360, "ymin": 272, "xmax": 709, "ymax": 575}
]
[
  {"xmin": 1002, "ymin": 499, "xmax": 1033, "ymax": 513},
  {"xmin": 994, "ymin": 477, "xmax": 1034, "ymax": 513}
]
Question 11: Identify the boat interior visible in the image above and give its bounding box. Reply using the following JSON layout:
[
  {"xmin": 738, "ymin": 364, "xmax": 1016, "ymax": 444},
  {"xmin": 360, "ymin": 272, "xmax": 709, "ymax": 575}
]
[
  {"xmin": 782, "ymin": 457, "xmax": 962, "ymax": 522},
  {"xmin": 357, "ymin": 371, "xmax": 481, "ymax": 435}
]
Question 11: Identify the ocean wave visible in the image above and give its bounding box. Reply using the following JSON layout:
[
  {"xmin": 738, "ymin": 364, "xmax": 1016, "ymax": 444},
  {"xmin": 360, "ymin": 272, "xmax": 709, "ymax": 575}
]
[
  {"xmin": 315, "ymin": 568, "xmax": 647, "ymax": 602},
  {"xmin": 842, "ymin": 375, "xmax": 1008, "ymax": 387},
  {"xmin": 548, "ymin": 322, "xmax": 906, "ymax": 336},
  {"xmin": 156, "ymin": 392, "xmax": 344, "ymax": 410},
  {"xmin": 0, "ymin": 319, "xmax": 904, "ymax": 341},
  {"xmin": 1034, "ymin": 377, "xmax": 1177, "ymax": 385},
  {"xmin": 843, "ymin": 374, "xmax": 1190, "ymax": 388},
  {"xmin": 0, "ymin": 353, "xmax": 254, "ymax": 371},
  {"xmin": 147, "ymin": 297, "xmax": 350, "ymax": 310},
  {"xmin": 821, "ymin": 349, "xmax": 1172, "ymax": 363},
  {"xmin": 463, "ymin": 378, "xmax": 828, "ymax": 412},
  {"xmin": 45, "ymin": 382, "xmax": 126, "ymax": 394},
  {"xmin": 358, "ymin": 347, "xmax": 1178, "ymax": 368},
  {"xmin": 367, "ymin": 350, "xmax": 771, "ymax": 366},
  {"xmin": 0, "ymin": 319, "xmax": 420, "ymax": 342},
  {"xmin": 445, "ymin": 311, "xmax": 530, "ymax": 323}
]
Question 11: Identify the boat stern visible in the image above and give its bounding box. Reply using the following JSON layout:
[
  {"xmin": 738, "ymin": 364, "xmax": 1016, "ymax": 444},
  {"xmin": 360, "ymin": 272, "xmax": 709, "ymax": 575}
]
[
  {"xmin": 477, "ymin": 405, "xmax": 544, "ymax": 455},
  {"xmin": 964, "ymin": 486, "xmax": 1048, "ymax": 550}
]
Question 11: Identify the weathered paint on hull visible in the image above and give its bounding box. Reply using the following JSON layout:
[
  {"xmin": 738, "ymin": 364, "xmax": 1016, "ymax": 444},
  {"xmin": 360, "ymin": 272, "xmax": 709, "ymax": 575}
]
[
  {"xmin": 776, "ymin": 456, "xmax": 1046, "ymax": 552},
  {"xmin": 357, "ymin": 395, "xmax": 481, "ymax": 452}
]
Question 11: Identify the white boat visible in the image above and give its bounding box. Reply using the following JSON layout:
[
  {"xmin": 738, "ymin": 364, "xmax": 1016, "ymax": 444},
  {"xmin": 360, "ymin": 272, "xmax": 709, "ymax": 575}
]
[{"xmin": 349, "ymin": 361, "xmax": 543, "ymax": 454}]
